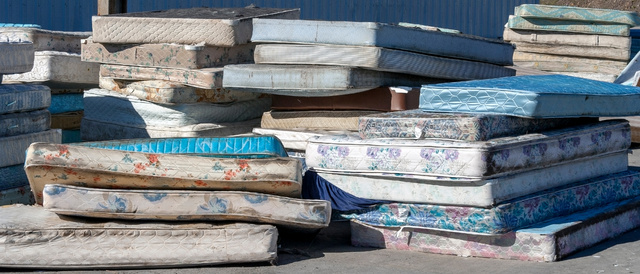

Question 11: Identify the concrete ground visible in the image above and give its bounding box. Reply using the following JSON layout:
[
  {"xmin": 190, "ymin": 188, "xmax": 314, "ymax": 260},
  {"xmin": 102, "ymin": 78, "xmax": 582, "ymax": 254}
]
[{"xmin": 5, "ymin": 147, "xmax": 640, "ymax": 274}]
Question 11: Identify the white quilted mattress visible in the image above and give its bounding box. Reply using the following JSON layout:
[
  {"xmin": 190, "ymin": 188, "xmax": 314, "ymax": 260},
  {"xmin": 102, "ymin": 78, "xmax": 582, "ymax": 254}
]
[
  {"xmin": 83, "ymin": 88, "xmax": 270, "ymax": 127},
  {"xmin": 80, "ymin": 117, "xmax": 259, "ymax": 140},
  {"xmin": 0, "ymin": 109, "xmax": 50, "ymax": 137},
  {"xmin": 92, "ymin": 7, "xmax": 300, "ymax": 46},
  {"xmin": 315, "ymin": 151, "xmax": 628, "ymax": 207},
  {"xmin": 253, "ymin": 44, "xmax": 515, "ymax": 80},
  {"xmin": 307, "ymin": 120, "xmax": 630, "ymax": 179},
  {"xmin": 0, "ymin": 42, "xmax": 34, "ymax": 74},
  {"xmin": 0, "ymin": 129, "xmax": 61, "ymax": 168},
  {"xmin": 25, "ymin": 142, "xmax": 303, "ymax": 204},
  {"xmin": 0, "ymin": 84, "xmax": 50, "ymax": 115},
  {"xmin": 223, "ymin": 64, "xmax": 441, "ymax": 96},
  {"xmin": 3, "ymin": 51, "xmax": 99, "ymax": 87},
  {"xmin": 44, "ymin": 184, "xmax": 330, "ymax": 231},
  {"xmin": 503, "ymin": 27, "xmax": 631, "ymax": 49},
  {"xmin": 0, "ymin": 27, "xmax": 90, "ymax": 53},
  {"xmin": 510, "ymin": 41, "xmax": 629, "ymax": 61},
  {"xmin": 0, "ymin": 205, "xmax": 278, "ymax": 269},
  {"xmin": 100, "ymin": 64, "xmax": 224, "ymax": 89}
]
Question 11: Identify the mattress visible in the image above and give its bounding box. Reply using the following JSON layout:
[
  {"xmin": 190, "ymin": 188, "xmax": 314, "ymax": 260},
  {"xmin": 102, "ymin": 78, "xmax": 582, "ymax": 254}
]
[
  {"xmin": 252, "ymin": 128, "xmax": 348, "ymax": 151},
  {"xmin": 0, "ymin": 42, "xmax": 34, "ymax": 74},
  {"xmin": 223, "ymin": 64, "xmax": 442, "ymax": 97},
  {"xmin": 61, "ymin": 129, "xmax": 81, "ymax": 144},
  {"xmin": 341, "ymin": 169, "xmax": 640, "ymax": 234},
  {"xmin": 350, "ymin": 196, "xmax": 640, "ymax": 262},
  {"xmin": 507, "ymin": 15, "xmax": 631, "ymax": 36},
  {"xmin": 83, "ymin": 88, "xmax": 270, "ymax": 127},
  {"xmin": 0, "ymin": 27, "xmax": 91, "ymax": 53},
  {"xmin": 503, "ymin": 27, "xmax": 631, "ymax": 49},
  {"xmin": 512, "ymin": 51, "xmax": 628, "ymax": 74},
  {"xmin": 357, "ymin": 109, "xmax": 596, "ymax": 141},
  {"xmin": 262, "ymin": 110, "xmax": 379, "ymax": 131},
  {"xmin": 80, "ymin": 117, "xmax": 259, "ymax": 140},
  {"xmin": 253, "ymin": 44, "xmax": 515, "ymax": 80},
  {"xmin": 82, "ymin": 38, "xmax": 256, "ymax": 69},
  {"xmin": 251, "ymin": 19, "xmax": 514, "ymax": 66},
  {"xmin": 0, "ymin": 165, "xmax": 29, "ymax": 191},
  {"xmin": 99, "ymin": 77, "xmax": 262, "ymax": 104},
  {"xmin": 0, "ymin": 129, "xmax": 61, "ymax": 168},
  {"xmin": 100, "ymin": 64, "xmax": 224, "ymax": 90},
  {"xmin": 49, "ymin": 93, "xmax": 83, "ymax": 114},
  {"xmin": 25, "ymin": 142, "xmax": 302, "ymax": 204},
  {"xmin": 0, "ymin": 84, "xmax": 50, "ymax": 115},
  {"xmin": 0, "ymin": 109, "xmax": 50, "ymax": 137},
  {"xmin": 44, "ymin": 185, "xmax": 330, "ymax": 231},
  {"xmin": 3, "ymin": 51, "xmax": 99, "ymax": 87},
  {"xmin": 0, "ymin": 186, "xmax": 34, "ymax": 206},
  {"xmin": 511, "ymin": 42, "xmax": 629, "ymax": 61},
  {"xmin": 51, "ymin": 111, "xmax": 82, "ymax": 129},
  {"xmin": 0, "ymin": 205, "xmax": 278, "ymax": 269},
  {"xmin": 559, "ymin": 72, "xmax": 618, "ymax": 83},
  {"xmin": 307, "ymin": 120, "xmax": 630, "ymax": 179},
  {"xmin": 419, "ymin": 74, "xmax": 640, "ymax": 118},
  {"xmin": 616, "ymin": 47, "xmax": 640, "ymax": 85},
  {"xmin": 92, "ymin": 7, "xmax": 300, "ymax": 46},
  {"xmin": 313, "ymin": 151, "xmax": 628, "ymax": 207},
  {"xmin": 271, "ymin": 87, "xmax": 420, "ymax": 111},
  {"xmin": 514, "ymin": 4, "xmax": 640, "ymax": 25}
]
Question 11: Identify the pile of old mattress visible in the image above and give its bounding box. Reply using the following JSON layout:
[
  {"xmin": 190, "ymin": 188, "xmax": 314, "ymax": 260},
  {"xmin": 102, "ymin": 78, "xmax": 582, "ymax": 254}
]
[
  {"xmin": 303, "ymin": 74, "xmax": 640, "ymax": 261},
  {"xmin": 234, "ymin": 19, "xmax": 517, "ymax": 168},
  {"xmin": 0, "ymin": 40, "xmax": 62, "ymax": 206},
  {"xmin": 0, "ymin": 26, "xmax": 95, "ymax": 143},
  {"xmin": 0, "ymin": 135, "xmax": 331, "ymax": 269},
  {"xmin": 79, "ymin": 7, "xmax": 300, "ymax": 140},
  {"xmin": 503, "ymin": 4, "xmax": 640, "ymax": 82}
]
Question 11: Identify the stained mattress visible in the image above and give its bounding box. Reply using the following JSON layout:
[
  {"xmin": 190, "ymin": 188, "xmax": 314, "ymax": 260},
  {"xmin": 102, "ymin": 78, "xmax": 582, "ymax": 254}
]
[
  {"xmin": 83, "ymin": 88, "xmax": 270, "ymax": 127},
  {"xmin": 252, "ymin": 128, "xmax": 347, "ymax": 151},
  {"xmin": 271, "ymin": 87, "xmax": 420, "ymax": 111},
  {"xmin": 514, "ymin": 4, "xmax": 640, "ymax": 25},
  {"xmin": 82, "ymin": 38, "xmax": 256, "ymax": 69},
  {"xmin": 512, "ymin": 51, "xmax": 628, "ymax": 74},
  {"xmin": 0, "ymin": 109, "xmax": 50, "ymax": 137},
  {"xmin": 507, "ymin": 15, "xmax": 631, "ymax": 36},
  {"xmin": 0, "ymin": 205, "xmax": 278, "ymax": 269},
  {"xmin": 223, "ymin": 64, "xmax": 441, "ymax": 97},
  {"xmin": 99, "ymin": 77, "xmax": 262, "ymax": 104},
  {"xmin": 0, "ymin": 27, "xmax": 90, "ymax": 53},
  {"xmin": 307, "ymin": 120, "xmax": 630, "ymax": 179},
  {"xmin": 351, "ymin": 196, "xmax": 640, "ymax": 262},
  {"xmin": 253, "ymin": 44, "xmax": 515, "ymax": 80},
  {"xmin": 0, "ymin": 129, "xmax": 61, "ymax": 168},
  {"xmin": 357, "ymin": 109, "xmax": 596, "ymax": 141},
  {"xmin": 80, "ymin": 117, "xmax": 259, "ymax": 140},
  {"xmin": 262, "ymin": 110, "xmax": 379, "ymax": 131},
  {"xmin": 0, "ymin": 84, "xmax": 50, "ymax": 115},
  {"xmin": 44, "ymin": 185, "xmax": 330, "ymax": 231},
  {"xmin": 0, "ymin": 165, "xmax": 29, "ymax": 191},
  {"xmin": 510, "ymin": 42, "xmax": 629, "ymax": 61},
  {"xmin": 503, "ymin": 27, "xmax": 631, "ymax": 49},
  {"xmin": 51, "ymin": 111, "xmax": 82, "ymax": 129},
  {"xmin": 312, "ymin": 151, "xmax": 628, "ymax": 207},
  {"xmin": 3, "ymin": 51, "xmax": 99, "ymax": 87},
  {"xmin": 0, "ymin": 186, "xmax": 34, "ymax": 206},
  {"xmin": 251, "ymin": 19, "xmax": 514, "ymax": 65},
  {"xmin": 25, "ymin": 142, "xmax": 302, "ymax": 204},
  {"xmin": 91, "ymin": 7, "xmax": 300, "ymax": 46},
  {"xmin": 419, "ymin": 74, "xmax": 640, "ymax": 118},
  {"xmin": 49, "ymin": 93, "xmax": 83, "ymax": 114},
  {"xmin": 0, "ymin": 42, "xmax": 34, "ymax": 74},
  {"xmin": 100, "ymin": 64, "xmax": 224, "ymax": 89},
  {"xmin": 341, "ymin": 169, "xmax": 640, "ymax": 234}
]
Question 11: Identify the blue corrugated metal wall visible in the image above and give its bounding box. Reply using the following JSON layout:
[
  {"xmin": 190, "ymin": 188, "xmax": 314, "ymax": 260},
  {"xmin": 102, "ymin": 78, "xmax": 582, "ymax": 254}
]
[{"xmin": 0, "ymin": 0, "xmax": 538, "ymax": 39}]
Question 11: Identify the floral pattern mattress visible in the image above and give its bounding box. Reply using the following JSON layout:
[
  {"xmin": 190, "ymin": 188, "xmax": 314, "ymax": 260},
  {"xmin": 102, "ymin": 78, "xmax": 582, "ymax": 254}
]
[
  {"xmin": 82, "ymin": 38, "xmax": 256, "ymax": 69},
  {"xmin": 0, "ymin": 109, "xmax": 50, "ymax": 137},
  {"xmin": 43, "ymin": 184, "xmax": 330, "ymax": 231},
  {"xmin": 0, "ymin": 205, "xmax": 278, "ymax": 269},
  {"xmin": 357, "ymin": 109, "xmax": 596, "ymax": 141},
  {"xmin": 262, "ymin": 110, "xmax": 379, "ymax": 131},
  {"xmin": 350, "ymin": 196, "xmax": 640, "ymax": 262},
  {"xmin": 0, "ymin": 42, "xmax": 34, "ymax": 74},
  {"xmin": 0, "ymin": 27, "xmax": 90, "ymax": 53},
  {"xmin": 0, "ymin": 129, "xmax": 61, "ymax": 168},
  {"xmin": 25, "ymin": 142, "xmax": 303, "ymax": 204},
  {"xmin": 419, "ymin": 74, "xmax": 640, "ymax": 118},
  {"xmin": 100, "ymin": 64, "xmax": 224, "ymax": 89},
  {"xmin": 307, "ymin": 120, "xmax": 630, "ymax": 179},
  {"xmin": 507, "ymin": 15, "xmax": 631, "ymax": 36},
  {"xmin": 314, "ymin": 151, "xmax": 628, "ymax": 207},
  {"xmin": 253, "ymin": 44, "xmax": 515, "ymax": 80},
  {"xmin": 251, "ymin": 19, "xmax": 514, "ymax": 65}
]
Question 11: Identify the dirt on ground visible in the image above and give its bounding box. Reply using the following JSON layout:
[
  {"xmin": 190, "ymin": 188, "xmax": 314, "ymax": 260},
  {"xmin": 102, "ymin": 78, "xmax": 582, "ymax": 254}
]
[{"xmin": 540, "ymin": 0, "xmax": 640, "ymax": 13}]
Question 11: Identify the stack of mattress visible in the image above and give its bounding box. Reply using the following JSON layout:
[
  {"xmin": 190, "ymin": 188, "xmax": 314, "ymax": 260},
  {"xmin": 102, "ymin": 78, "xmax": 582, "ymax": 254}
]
[
  {"xmin": 503, "ymin": 4, "xmax": 640, "ymax": 82},
  {"xmin": 79, "ymin": 7, "xmax": 300, "ymax": 140},
  {"xmin": 5, "ymin": 136, "xmax": 331, "ymax": 269},
  {"xmin": 0, "ymin": 26, "xmax": 95, "ymax": 143},
  {"xmin": 0, "ymin": 41, "xmax": 62, "ymax": 206},
  {"xmin": 304, "ymin": 74, "xmax": 640, "ymax": 261}
]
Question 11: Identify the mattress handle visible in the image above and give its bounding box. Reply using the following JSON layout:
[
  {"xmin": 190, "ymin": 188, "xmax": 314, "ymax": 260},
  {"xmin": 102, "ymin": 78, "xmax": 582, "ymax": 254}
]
[{"xmin": 6, "ymin": 100, "xmax": 15, "ymax": 107}]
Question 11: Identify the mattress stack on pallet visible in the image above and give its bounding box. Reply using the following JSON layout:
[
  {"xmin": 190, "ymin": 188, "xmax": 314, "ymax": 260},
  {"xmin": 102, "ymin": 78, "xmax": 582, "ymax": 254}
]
[
  {"xmin": 0, "ymin": 41, "xmax": 62, "ymax": 206},
  {"xmin": 0, "ymin": 136, "xmax": 330, "ymax": 269},
  {"xmin": 226, "ymin": 18, "xmax": 517, "ymax": 163},
  {"xmin": 0, "ymin": 27, "xmax": 96, "ymax": 143},
  {"xmin": 303, "ymin": 74, "xmax": 640, "ymax": 262},
  {"xmin": 79, "ymin": 7, "xmax": 301, "ymax": 141},
  {"xmin": 503, "ymin": 4, "xmax": 640, "ymax": 82}
]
